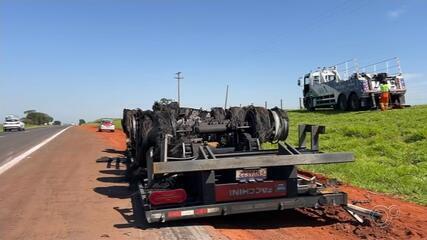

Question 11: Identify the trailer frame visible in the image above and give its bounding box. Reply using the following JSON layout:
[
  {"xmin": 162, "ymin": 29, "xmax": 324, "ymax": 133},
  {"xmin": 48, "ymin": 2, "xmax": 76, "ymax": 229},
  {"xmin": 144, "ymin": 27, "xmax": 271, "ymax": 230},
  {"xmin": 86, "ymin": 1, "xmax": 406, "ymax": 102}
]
[{"xmin": 128, "ymin": 124, "xmax": 380, "ymax": 224}]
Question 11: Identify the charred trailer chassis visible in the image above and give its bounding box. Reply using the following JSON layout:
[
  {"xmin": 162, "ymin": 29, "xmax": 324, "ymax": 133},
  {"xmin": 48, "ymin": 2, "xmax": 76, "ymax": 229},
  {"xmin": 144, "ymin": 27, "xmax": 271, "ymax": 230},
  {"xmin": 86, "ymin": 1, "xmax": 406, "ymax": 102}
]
[{"xmin": 122, "ymin": 102, "xmax": 380, "ymax": 223}]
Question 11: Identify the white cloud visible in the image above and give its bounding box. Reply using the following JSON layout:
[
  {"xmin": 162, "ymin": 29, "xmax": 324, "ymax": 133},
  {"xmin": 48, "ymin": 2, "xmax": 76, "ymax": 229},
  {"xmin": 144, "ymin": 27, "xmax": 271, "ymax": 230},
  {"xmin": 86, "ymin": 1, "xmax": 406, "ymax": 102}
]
[{"xmin": 387, "ymin": 9, "xmax": 405, "ymax": 19}]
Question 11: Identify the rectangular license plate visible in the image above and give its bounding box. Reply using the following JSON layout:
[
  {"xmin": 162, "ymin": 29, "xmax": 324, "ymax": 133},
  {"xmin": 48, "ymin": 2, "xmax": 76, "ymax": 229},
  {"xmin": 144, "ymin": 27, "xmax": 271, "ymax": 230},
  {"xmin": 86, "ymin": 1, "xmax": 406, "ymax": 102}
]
[{"xmin": 236, "ymin": 168, "xmax": 267, "ymax": 181}]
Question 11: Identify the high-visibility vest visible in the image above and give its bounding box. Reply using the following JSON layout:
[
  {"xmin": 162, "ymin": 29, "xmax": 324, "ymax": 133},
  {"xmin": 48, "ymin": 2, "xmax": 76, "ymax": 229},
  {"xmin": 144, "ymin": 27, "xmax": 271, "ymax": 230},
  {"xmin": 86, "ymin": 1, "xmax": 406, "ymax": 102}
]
[{"xmin": 379, "ymin": 83, "xmax": 391, "ymax": 93}]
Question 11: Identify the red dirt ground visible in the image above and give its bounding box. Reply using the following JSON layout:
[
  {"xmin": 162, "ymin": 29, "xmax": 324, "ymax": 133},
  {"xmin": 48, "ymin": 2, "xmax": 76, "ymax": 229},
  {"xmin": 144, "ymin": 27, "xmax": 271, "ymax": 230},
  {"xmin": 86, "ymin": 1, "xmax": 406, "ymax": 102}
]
[
  {"xmin": 84, "ymin": 125, "xmax": 427, "ymax": 240},
  {"xmin": 80, "ymin": 124, "xmax": 127, "ymax": 150}
]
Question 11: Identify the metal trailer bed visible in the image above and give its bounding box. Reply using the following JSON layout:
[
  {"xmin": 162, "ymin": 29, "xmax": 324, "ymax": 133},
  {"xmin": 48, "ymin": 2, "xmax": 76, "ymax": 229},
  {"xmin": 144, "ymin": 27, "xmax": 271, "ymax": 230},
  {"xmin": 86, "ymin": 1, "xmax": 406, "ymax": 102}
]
[{"xmin": 129, "ymin": 125, "xmax": 380, "ymax": 223}]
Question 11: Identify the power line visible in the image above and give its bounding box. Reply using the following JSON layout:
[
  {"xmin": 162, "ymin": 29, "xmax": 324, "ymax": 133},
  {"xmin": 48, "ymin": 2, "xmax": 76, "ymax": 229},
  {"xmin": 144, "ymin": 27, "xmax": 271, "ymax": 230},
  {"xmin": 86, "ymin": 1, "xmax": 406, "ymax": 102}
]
[
  {"xmin": 238, "ymin": 0, "xmax": 370, "ymax": 61},
  {"xmin": 224, "ymin": 85, "xmax": 229, "ymax": 109},
  {"xmin": 175, "ymin": 72, "xmax": 184, "ymax": 107}
]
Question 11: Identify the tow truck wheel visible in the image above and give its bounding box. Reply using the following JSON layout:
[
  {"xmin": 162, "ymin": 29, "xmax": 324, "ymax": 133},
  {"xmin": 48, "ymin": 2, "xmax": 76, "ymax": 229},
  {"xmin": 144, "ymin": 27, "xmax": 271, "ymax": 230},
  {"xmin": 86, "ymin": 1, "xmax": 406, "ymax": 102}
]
[
  {"xmin": 336, "ymin": 95, "xmax": 347, "ymax": 111},
  {"xmin": 304, "ymin": 98, "xmax": 315, "ymax": 111},
  {"xmin": 348, "ymin": 93, "xmax": 360, "ymax": 111}
]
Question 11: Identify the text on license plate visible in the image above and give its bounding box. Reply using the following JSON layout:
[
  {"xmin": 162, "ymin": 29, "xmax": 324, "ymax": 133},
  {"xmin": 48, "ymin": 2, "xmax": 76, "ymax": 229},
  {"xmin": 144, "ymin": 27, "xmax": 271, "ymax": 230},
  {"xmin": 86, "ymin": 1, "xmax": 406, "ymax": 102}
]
[{"xmin": 236, "ymin": 168, "xmax": 267, "ymax": 181}]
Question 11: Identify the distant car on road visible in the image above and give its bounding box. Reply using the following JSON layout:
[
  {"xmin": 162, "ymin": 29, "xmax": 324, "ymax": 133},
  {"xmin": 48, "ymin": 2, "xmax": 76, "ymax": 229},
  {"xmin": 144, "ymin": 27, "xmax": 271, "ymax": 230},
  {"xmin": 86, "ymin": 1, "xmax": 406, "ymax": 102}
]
[
  {"xmin": 98, "ymin": 118, "xmax": 115, "ymax": 132},
  {"xmin": 3, "ymin": 115, "xmax": 25, "ymax": 132}
]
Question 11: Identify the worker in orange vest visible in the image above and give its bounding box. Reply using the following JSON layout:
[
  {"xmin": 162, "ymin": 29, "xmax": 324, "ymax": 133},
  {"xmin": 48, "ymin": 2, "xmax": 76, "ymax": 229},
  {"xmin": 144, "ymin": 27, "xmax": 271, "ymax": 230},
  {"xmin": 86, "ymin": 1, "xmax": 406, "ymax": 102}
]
[{"xmin": 379, "ymin": 78, "xmax": 391, "ymax": 111}]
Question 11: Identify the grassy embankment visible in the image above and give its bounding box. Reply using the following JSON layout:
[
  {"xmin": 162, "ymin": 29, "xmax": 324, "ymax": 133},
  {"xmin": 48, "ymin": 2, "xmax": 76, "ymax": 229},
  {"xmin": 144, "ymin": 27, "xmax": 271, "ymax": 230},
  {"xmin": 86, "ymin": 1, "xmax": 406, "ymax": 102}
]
[
  {"xmin": 272, "ymin": 105, "xmax": 427, "ymax": 205},
  {"xmin": 113, "ymin": 119, "xmax": 122, "ymax": 129}
]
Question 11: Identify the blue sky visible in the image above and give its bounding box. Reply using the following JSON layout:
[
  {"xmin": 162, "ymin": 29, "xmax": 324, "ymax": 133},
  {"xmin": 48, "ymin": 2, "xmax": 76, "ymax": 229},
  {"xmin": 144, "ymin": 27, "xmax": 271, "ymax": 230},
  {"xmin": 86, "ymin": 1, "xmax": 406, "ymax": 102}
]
[{"xmin": 1, "ymin": 0, "xmax": 426, "ymax": 123}]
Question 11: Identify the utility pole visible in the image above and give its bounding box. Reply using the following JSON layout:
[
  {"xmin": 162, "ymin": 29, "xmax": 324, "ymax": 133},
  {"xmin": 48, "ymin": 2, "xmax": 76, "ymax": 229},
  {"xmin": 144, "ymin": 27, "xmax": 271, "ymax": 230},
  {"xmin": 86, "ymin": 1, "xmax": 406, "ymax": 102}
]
[
  {"xmin": 175, "ymin": 72, "xmax": 183, "ymax": 106},
  {"xmin": 224, "ymin": 85, "xmax": 229, "ymax": 109},
  {"xmin": 280, "ymin": 99, "xmax": 283, "ymax": 110}
]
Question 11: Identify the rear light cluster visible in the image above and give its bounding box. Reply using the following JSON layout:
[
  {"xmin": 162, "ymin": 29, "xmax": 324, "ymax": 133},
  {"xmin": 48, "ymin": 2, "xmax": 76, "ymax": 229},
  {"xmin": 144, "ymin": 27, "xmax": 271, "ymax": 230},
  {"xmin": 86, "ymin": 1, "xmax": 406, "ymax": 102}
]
[
  {"xmin": 148, "ymin": 189, "xmax": 187, "ymax": 206},
  {"xmin": 149, "ymin": 181, "xmax": 288, "ymax": 206},
  {"xmin": 147, "ymin": 181, "xmax": 288, "ymax": 222}
]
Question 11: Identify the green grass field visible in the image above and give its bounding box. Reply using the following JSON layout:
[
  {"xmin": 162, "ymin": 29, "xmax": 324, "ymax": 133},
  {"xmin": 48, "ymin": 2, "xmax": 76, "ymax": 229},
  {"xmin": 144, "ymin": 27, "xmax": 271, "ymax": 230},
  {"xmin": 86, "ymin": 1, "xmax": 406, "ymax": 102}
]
[
  {"xmin": 275, "ymin": 105, "xmax": 427, "ymax": 205},
  {"xmin": 113, "ymin": 119, "xmax": 122, "ymax": 129}
]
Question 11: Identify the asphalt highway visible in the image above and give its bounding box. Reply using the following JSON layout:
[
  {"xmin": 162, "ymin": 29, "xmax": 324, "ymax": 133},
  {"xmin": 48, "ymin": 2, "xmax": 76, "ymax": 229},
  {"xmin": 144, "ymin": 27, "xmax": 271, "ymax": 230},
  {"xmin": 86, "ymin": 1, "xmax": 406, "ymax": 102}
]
[{"xmin": 0, "ymin": 126, "xmax": 67, "ymax": 167}]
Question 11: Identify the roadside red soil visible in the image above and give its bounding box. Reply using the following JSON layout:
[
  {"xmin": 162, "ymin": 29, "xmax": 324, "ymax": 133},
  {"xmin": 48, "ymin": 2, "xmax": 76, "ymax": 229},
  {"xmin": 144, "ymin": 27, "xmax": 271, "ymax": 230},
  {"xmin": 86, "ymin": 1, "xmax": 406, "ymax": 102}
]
[
  {"xmin": 83, "ymin": 126, "xmax": 427, "ymax": 240},
  {"xmin": 298, "ymin": 170, "xmax": 427, "ymax": 239},
  {"xmin": 80, "ymin": 124, "xmax": 126, "ymax": 150}
]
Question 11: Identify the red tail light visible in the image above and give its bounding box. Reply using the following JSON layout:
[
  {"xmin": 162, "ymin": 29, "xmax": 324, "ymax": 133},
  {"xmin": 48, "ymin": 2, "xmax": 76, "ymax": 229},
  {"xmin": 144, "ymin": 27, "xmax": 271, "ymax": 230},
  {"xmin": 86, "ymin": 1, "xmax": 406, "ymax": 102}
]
[{"xmin": 149, "ymin": 189, "xmax": 187, "ymax": 206}]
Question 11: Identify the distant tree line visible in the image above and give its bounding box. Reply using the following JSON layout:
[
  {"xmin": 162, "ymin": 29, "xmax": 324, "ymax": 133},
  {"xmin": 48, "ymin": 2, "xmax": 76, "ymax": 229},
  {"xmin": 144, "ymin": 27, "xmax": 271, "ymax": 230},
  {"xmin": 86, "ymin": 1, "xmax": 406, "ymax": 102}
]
[{"xmin": 22, "ymin": 110, "xmax": 54, "ymax": 125}]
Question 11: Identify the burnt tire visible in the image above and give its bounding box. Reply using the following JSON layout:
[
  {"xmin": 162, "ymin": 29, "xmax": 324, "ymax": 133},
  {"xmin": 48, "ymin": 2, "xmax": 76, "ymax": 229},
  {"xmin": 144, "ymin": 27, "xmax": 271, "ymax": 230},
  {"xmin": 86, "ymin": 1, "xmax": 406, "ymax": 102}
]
[
  {"xmin": 335, "ymin": 94, "xmax": 347, "ymax": 111},
  {"xmin": 227, "ymin": 107, "xmax": 247, "ymax": 126},
  {"xmin": 245, "ymin": 106, "xmax": 273, "ymax": 142},
  {"xmin": 348, "ymin": 93, "xmax": 361, "ymax": 111}
]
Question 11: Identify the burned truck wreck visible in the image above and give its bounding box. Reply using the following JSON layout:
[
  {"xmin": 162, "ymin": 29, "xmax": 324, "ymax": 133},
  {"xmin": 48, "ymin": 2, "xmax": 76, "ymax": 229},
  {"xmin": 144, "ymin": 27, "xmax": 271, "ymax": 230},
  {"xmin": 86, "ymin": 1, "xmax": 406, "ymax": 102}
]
[
  {"xmin": 126, "ymin": 103, "xmax": 289, "ymax": 169},
  {"xmin": 122, "ymin": 102, "xmax": 380, "ymax": 223}
]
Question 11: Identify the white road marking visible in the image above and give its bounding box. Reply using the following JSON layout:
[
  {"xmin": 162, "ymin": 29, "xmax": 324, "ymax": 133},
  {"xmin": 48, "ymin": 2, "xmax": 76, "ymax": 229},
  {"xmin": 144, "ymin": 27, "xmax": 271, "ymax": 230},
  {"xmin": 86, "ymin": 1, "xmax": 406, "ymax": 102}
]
[{"xmin": 0, "ymin": 126, "xmax": 72, "ymax": 175}]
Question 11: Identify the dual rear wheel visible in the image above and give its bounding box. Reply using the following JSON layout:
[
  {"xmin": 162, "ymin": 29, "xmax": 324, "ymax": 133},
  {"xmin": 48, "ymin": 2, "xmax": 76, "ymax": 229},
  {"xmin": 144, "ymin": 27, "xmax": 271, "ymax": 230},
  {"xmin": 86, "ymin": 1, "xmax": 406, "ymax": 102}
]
[
  {"xmin": 335, "ymin": 95, "xmax": 347, "ymax": 111},
  {"xmin": 334, "ymin": 93, "xmax": 360, "ymax": 111},
  {"xmin": 348, "ymin": 93, "xmax": 361, "ymax": 111}
]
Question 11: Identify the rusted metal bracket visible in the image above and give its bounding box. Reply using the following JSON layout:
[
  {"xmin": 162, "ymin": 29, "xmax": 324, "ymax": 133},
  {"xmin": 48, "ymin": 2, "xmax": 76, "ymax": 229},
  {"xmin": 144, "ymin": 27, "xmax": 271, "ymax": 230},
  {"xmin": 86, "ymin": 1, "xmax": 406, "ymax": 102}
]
[{"xmin": 298, "ymin": 124, "xmax": 326, "ymax": 152}]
